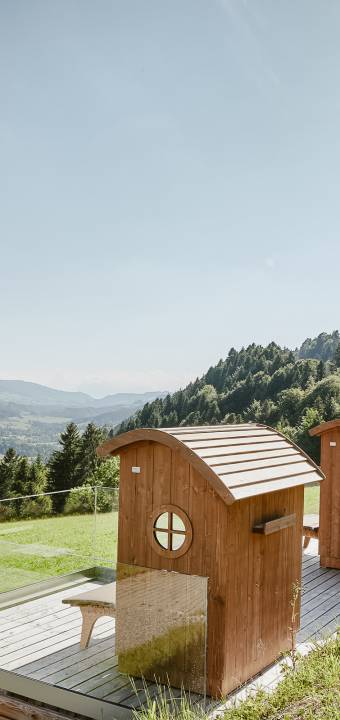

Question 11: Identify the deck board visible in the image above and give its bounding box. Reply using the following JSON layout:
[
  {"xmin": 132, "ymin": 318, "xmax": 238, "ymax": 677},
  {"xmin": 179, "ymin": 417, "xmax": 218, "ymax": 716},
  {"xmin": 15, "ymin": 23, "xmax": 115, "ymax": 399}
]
[
  {"xmin": 26, "ymin": 638, "xmax": 116, "ymax": 680},
  {"xmin": 0, "ymin": 546, "xmax": 339, "ymax": 716}
]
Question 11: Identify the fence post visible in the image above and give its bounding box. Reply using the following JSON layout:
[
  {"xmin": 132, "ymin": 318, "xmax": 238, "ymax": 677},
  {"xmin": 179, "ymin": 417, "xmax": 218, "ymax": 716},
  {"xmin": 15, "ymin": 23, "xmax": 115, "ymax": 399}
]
[{"xmin": 93, "ymin": 486, "xmax": 98, "ymax": 566}]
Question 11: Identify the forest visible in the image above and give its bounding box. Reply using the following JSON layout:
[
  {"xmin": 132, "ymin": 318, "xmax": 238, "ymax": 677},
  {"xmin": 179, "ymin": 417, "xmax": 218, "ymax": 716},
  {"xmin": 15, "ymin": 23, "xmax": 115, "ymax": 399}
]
[
  {"xmin": 0, "ymin": 422, "xmax": 119, "ymax": 519},
  {"xmin": 1, "ymin": 331, "xmax": 340, "ymax": 519},
  {"xmin": 117, "ymin": 331, "xmax": 340, "ymax": 463}
]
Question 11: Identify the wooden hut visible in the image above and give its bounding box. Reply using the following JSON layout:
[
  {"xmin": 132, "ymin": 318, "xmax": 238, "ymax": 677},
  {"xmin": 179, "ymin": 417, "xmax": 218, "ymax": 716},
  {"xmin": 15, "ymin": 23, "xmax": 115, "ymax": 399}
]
[
  {"xmin": 310, "ymin": 419, "xmax": 340, "ymax": 569},
  {"xmin": 98, "ymin": 423, "xmax": 324, "ymax": 697}
]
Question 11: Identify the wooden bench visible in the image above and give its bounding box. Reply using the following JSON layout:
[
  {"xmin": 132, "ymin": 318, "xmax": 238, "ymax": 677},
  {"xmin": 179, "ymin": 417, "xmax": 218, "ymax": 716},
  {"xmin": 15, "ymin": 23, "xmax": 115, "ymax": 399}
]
[
  {"xmin": 303, "ymin": 513, "xmax": 319, "ymax": 549},
  {"xmin": 63, "ymin": 582, "xmax": 116, "ymax": 649}
]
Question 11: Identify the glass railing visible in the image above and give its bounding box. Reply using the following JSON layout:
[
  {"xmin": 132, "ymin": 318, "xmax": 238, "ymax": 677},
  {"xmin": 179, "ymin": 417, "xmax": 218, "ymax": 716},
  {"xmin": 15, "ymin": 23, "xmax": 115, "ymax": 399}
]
[{"xmin": 0, "ymin": 486, "xmax": 119, "ymax": 594}]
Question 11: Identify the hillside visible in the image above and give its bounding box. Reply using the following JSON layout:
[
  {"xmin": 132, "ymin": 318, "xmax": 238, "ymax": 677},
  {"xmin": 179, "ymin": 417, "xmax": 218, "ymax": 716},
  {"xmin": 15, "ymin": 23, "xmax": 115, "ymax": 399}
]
[
  {"xmin": 0, "ymin": 382, "xmax": 166, "ymax": 457},
  {"xmin": 0, "ymin": 380, "xmax": 165, "ymax": 409},
  {"xmin": 2, "ymin": 332, "xmax": 339, "ymax": 461},
  {"xmin": 116, "ymin": 332, "xmax": 340, "ymax": 463},
  {"xmin": 297, "ymin": 330, "xmax": 340, "ymax": 361}
]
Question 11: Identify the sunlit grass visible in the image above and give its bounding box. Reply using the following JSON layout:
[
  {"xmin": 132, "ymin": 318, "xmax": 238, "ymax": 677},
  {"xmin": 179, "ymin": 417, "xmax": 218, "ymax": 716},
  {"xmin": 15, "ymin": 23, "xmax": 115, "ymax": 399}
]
[
  {"xmin": 0, "ymin": 511, "xmax": 118, "ymax": 592},
  {"xmin": 0, "ymin": 486, "xmax": 320, "ymax": 594},
  {"xmin": 304, "ymin": 486, "xmax": 320, "ymax": 514},
  {"xmin": 133, "ymin": 634, "xmax": 340, "ymax": 720}
]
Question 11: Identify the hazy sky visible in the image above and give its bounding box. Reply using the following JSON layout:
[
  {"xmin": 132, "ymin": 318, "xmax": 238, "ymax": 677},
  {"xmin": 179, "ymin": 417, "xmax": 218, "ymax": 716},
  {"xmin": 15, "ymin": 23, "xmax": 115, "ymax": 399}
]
[{"xmin": 1, "ymin": 1, "xmax": 340, "ymax": 397}]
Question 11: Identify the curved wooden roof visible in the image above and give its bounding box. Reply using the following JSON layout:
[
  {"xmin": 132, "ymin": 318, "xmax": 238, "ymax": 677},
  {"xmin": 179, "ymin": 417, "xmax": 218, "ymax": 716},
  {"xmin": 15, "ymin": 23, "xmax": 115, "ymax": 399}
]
[
  {"xmin": 309, "ymin": 419, "xmax": 340, "ymax": 437},
  {"xmin": 98, "ymin": 424, "xmax": 324, "ymax": 504}
]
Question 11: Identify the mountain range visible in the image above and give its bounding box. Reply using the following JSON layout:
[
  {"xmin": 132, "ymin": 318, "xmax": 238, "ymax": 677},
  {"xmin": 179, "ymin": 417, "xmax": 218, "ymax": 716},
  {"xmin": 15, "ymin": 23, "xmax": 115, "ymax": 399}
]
[
  {"xmin": 2, "ymin": 330, "xmax": 340, "ymax": 460},
  {"xmin": 0, "ymin": 380, "xmax": 164, "ymax": 409},
  {"xmin": 0, "ymin": 381, "xmax": 166, "ymax": 458}
]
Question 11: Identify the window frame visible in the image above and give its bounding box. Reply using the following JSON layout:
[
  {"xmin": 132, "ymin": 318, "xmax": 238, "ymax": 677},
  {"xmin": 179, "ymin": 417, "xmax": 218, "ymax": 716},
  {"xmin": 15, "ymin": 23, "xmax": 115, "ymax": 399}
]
[{"xmin": 148, "ymin": 504, "xmax": 193, "ymax": 559}]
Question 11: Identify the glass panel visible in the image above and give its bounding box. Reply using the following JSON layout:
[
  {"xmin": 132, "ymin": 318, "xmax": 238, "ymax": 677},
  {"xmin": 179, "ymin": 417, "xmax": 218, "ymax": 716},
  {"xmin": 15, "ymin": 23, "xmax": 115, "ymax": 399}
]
[
  {"xmin": 155, "ymin": 512, "xmax": 169, "ymax": 530},
  {"xmin": 155, "ymin": 531, "xmax": 169, "ymax": 549},
  {"xmin": 172, "ymin": 513, "xmax": 185, "ymax": 532},
  {"xmin": 0, "ymin": 486, "xmax": 119, "ymax": 594},
  {"xmin": 93, "ymin": 486, "xmax": 119, "ymax": 570},
  {"xmin": 172, "ymin": 533, "xmax": 185, "ymax": 550},
  {"xmin": 116, "ymin": 563, "xmax": 208, "ymax": 695}
]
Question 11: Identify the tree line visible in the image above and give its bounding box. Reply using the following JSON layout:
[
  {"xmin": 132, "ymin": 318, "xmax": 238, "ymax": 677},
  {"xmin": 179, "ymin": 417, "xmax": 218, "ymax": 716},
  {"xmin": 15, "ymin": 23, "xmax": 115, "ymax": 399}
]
[
  {"xmin": 0, "ymin": 422, "xmax": 118, "ymax": 520},
  {"xmin": 2, "ymin": 331, "xmax": 340, "ymax": 521},
  {"xmin": 117, "ymin": 336, "xmax": 340, "ymax": 463}
]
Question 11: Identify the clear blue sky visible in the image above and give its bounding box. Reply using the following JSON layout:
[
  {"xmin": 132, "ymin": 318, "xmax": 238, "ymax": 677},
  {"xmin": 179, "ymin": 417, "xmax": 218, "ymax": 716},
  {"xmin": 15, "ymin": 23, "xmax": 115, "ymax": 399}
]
[{"xmin": 1, "ymin": 1, "xmax": 339, "ymax": 396}]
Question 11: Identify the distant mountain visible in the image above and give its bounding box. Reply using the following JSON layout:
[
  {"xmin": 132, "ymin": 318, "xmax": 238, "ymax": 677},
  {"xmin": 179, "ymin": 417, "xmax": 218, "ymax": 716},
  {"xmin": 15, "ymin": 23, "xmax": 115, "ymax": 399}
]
[
  {"xmin": 0, "ymin": 381, "xmax": 167, "ymax": 458},
  {"xmin": 0, "ymin": 380, "xmax": 165, "ymax": 409},
  {"xmin": 2, "ymin": 330, "xmax": 339, "ymax": 460}
]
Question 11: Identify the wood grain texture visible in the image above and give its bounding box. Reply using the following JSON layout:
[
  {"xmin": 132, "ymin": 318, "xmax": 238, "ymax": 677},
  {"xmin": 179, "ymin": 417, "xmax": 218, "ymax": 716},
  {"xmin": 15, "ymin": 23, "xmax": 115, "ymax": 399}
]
[
  {"xmin": 116, "ymin": 439, "xmax": 305, "ymax": 696},
  {"xmin": 253, "ymin": 513, "xmax": 296, "ymax": 535},
  {"xmin": 309, "ymin": 423, "xmax": 340, "ymax": 568},
  {"xmin": 0, "ymin": 552, "xmax": 338, "ymax": 716},
  {"xmin": 98, "ymin": 424, "xmax": 323, "ymax": 502},
  {"xmin": 309, "ymin": 419, "xmax": 340, "ymax": 436},
  {"xmin": 0, "ymin": 695, "xmax": 72, "ymax": 720}
]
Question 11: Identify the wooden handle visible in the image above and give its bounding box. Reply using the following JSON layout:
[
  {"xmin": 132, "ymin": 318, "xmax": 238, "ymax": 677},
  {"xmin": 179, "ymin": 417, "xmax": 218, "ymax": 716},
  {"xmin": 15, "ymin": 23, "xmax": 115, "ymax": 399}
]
[{"xmin": 253, "ymin": 513, "xmax": 296, "ymax": 535}]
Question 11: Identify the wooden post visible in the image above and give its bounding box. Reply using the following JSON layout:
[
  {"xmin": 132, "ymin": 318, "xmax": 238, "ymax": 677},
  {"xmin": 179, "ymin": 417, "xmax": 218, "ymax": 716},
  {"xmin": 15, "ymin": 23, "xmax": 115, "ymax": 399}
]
[{"xmin": 310, "ymin": 420, "xmax": 340, "ymax": 569}]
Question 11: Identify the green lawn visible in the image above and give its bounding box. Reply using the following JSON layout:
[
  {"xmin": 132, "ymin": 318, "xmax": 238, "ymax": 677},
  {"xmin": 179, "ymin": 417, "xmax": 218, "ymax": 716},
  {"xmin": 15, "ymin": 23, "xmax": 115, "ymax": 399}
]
[
  {"xmin": 304, "ymin": 485, "xmax": 320, "ymax": 514},
  {"xmin": 0, "ymin": 487, "xmax": 320, "ymax": 595},
  {"xmin": 0, "ymin": 511, "xmax": 118, "ymax": 593}
]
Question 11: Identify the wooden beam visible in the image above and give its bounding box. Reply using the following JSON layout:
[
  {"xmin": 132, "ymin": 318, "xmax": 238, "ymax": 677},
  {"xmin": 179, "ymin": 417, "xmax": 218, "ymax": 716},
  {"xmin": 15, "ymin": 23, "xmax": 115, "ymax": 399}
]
[
  {"xmin": 253, "ymin": 513, "xmax": 296, "ymax": 535},
  {"xmin": 0, "ymin": 695, "xmax": 75, "ymax": 720}
]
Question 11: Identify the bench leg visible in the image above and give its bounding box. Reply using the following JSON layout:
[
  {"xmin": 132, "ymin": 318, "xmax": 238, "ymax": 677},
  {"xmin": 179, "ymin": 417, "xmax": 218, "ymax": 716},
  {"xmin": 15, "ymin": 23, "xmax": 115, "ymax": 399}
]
[
  {"xmin": 80, "ymin": 607, "xmax": 98, "ymax": 650},
  {"xmin": 303, "ymin": 536, "xmax": 311, "ymax": 549}
]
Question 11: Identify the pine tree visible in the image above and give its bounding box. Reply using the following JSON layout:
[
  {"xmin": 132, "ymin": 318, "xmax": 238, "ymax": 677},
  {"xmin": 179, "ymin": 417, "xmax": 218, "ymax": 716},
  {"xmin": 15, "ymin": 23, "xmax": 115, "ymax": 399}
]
[
  {"xmin": 15, "ymin": 456, "xmax": 30, "ymax": 496},
  {"xmin": 48, "ymin": 423, "xmax": 82, "ymax": 510},
  {"xmin": 0, "ymin": 448, "xmax": 18, "ymax": 499},
  {"xmin": 333, "ymin": 344, "xmax": 340, "ymax": 368},
  {"xmin": 20, "ymin": 456, "xmax": 51, "ymax": 519},
  {"xmin": 29, "ymin": 456, "xmax": 48, "ymax": 495},
  {"xmin": 79, "ymin": 423, "xmax": 106, "ymax": 485},
  {"xmin": 317, "ymin": 360, "xmax": 326, "ymax": 381}
]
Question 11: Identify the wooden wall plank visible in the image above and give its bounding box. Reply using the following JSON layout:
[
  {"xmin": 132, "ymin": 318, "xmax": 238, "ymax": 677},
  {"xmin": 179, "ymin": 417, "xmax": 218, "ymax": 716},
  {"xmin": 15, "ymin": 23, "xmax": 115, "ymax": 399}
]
[
  {"xmin": 318, "ymin": 428, "xmax": 340, "ymax": 567},
  {"xmin": 117, "ymin": 446, "xmax": 136, "ymax": 565},
  {"xmin": 246, "ymin": 495, "xmax": 264, "ymax": 678},
  {"xmin": 170, "ymin": 449, "xmax": 190, "ymax": 575}
]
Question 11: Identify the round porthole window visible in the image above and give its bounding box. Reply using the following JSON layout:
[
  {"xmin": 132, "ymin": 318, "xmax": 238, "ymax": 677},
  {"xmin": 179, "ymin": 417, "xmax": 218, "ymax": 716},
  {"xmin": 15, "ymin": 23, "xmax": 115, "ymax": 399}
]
[{"xmin": 148, "ymin": 505, "xmax": 193, "ymax": 559}]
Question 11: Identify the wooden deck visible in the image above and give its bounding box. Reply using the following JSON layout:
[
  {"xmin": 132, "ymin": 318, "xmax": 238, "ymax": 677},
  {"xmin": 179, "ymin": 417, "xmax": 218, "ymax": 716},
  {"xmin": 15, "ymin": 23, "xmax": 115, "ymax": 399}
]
[{"xmin": 0, "ymin": 545, "xmax": 339, "ymax": 718}]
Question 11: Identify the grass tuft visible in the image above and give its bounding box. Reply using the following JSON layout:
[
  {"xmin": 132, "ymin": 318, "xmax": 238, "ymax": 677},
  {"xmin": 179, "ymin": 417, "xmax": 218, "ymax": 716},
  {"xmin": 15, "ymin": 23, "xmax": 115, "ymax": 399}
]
[
  {"xmin": 132, "ymin": 633, "xmax": 340, "ymax": 720},
  {"xmin": 222, "ymin": 633, "xmax": 340, "ymax": 720},
  {"xmin": 131, "ymin": 681, "xmax": 207, "ymax": 720}
]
